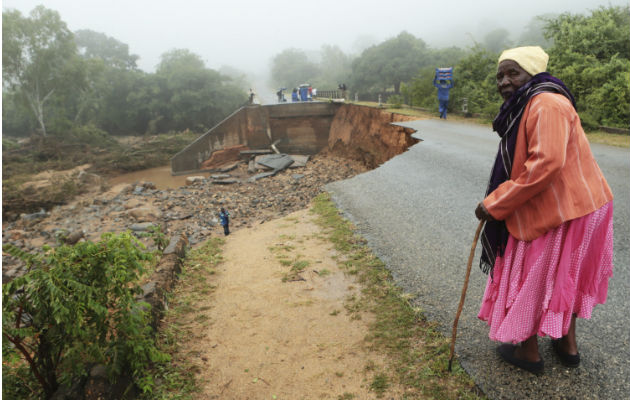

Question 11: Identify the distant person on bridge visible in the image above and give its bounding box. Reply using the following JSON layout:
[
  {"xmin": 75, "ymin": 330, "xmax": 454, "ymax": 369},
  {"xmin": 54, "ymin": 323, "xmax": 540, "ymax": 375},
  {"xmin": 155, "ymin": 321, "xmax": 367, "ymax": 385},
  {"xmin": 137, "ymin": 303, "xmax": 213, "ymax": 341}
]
[
  {"xmin": 433, "ymin": 71, "xmax": 453, "ymax": 119},
  {"xmin": 249, "ymin": 89, "xmax": 255, "ymax": 105},
  {"xmin": 474, "ymin": 46, "xmax": 614, "ymax": 374}
]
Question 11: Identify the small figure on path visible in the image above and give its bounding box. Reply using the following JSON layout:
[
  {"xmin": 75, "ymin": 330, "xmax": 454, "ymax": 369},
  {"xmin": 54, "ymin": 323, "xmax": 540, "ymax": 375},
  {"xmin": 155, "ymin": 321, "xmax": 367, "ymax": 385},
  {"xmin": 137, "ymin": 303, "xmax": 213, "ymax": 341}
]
[
  {"xmin": 433, "ymin": 68, "xmax": 453, "ymax": 119},
  {"xmin": 219, "ymin": 207, "xmax": 230, "ymax": 236},
  {"xmin": 474, "ymin": 46, "xmax": 614, "ymax": 374}
]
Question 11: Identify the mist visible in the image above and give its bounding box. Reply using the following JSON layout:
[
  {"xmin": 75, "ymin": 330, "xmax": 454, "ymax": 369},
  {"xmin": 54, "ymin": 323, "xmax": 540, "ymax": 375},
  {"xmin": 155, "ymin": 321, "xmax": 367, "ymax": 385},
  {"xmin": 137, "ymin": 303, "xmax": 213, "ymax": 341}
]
[{"xmin": 2, "ymin": 0, "xmax": 625, "ymax": 77}]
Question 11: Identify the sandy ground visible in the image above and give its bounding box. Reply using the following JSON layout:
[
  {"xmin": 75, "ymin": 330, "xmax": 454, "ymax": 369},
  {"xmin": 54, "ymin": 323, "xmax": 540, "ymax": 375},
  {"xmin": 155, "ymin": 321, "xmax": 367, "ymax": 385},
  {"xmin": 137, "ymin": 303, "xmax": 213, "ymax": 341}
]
[{"xmin": 180, "ymin": 208, "xmax": 403, "ymax": 399}]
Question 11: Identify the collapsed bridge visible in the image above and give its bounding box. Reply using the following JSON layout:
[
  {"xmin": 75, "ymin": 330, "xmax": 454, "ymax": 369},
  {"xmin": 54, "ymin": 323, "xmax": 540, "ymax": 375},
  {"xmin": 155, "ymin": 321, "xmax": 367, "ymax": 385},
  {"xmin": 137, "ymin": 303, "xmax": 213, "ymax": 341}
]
[{"xmin": 171, "ymin": 102, "xmax": 421, "ymax": 175}]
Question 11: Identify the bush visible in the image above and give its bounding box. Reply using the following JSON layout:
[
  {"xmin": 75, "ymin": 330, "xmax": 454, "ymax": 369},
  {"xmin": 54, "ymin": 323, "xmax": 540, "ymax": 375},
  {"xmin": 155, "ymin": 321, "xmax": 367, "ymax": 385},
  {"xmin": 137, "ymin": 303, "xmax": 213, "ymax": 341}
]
[
  {"xmin": 387, "ymin": 94, "xmax": 404, "ymax": 108},
  {"xmin": 2, "ymin": 232, "xmax": 169, "ymax": 399},
  {"xmin": 64, "ymin": 124, "xmax": 118, "ymax": 147}
]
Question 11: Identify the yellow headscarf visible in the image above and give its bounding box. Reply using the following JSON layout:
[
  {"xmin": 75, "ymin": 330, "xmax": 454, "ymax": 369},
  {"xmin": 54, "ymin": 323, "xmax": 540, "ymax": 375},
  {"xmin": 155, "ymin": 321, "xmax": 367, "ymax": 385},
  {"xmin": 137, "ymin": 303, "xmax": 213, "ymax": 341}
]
[{"xmin": 498, "ymin": 46, "xmax": 549, "ymax": 76}]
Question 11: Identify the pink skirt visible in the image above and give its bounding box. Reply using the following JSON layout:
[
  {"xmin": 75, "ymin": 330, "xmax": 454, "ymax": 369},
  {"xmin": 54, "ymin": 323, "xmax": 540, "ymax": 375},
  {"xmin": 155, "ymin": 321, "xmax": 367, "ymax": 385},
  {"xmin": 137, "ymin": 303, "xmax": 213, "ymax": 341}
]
[{"xmin": 478, "ymin": 202, "xmax": 614, "ymax": 344}]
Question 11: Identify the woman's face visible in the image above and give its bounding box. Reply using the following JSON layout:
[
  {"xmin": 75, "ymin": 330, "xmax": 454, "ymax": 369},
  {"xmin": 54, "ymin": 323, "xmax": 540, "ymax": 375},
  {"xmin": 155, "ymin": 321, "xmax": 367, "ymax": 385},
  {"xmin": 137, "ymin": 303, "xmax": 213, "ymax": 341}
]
[{"xmin": 496, "ymin": 60, "xmax": 532, "ymax": 101}]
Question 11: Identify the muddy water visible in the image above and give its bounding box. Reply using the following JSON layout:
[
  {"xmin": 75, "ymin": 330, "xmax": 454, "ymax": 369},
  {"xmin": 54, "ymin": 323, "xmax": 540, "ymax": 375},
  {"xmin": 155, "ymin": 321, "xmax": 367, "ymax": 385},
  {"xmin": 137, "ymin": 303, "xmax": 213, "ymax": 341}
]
[{"xmin": 107, "ymin": 165, "xmax": 208, "ymax": 190}]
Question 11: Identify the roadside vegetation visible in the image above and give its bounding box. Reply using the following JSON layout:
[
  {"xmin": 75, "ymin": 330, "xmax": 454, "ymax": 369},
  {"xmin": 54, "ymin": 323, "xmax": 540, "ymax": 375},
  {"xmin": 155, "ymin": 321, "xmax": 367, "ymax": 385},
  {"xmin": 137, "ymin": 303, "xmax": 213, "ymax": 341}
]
[
  {"xmin": 311, "ymin": 193, "xmax": 485, "ymax": 399},
  {"xmin": 142, "ymin": 238, "xmax": 224, "ymax": 399},
  {"xmin": 272, "ymin": 6, "xmax": 629, "ymax": 131},
  {"xmin": 2, "ymin": 231, "xmax": 167, "ymax": 399}
]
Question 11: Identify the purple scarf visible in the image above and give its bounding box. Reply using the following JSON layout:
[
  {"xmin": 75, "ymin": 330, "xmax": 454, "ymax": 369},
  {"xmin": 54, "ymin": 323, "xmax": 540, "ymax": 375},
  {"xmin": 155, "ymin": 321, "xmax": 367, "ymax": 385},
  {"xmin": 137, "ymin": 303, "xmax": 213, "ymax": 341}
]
[{"xmin": 480, "ymin": 72, "xmax": 576, "ymax": 274}]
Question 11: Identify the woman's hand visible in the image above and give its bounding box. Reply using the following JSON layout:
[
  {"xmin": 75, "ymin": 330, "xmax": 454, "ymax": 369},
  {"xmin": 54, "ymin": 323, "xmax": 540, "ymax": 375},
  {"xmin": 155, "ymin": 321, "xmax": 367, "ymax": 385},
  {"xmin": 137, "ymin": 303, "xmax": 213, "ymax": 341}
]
[{"xmin": 475, "ymin": 202, "xmax": 494, "ymax": 221}]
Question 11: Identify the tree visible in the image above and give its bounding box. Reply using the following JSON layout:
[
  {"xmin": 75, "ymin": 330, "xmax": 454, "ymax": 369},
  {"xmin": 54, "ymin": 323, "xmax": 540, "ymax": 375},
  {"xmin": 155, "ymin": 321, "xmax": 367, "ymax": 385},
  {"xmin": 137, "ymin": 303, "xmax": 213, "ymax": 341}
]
[
  {"xmin": 270, "ymin": 48, "xmax": 320, "ymax": 89},
  {"xmin": 154, "ymin": 49, "xmax": 246, "ymax": 132},
  {"xmin": 544, "ymin": 5, "xmax": 630, "ymax": 127},
  {"xmin": 2, "ymin": 6, "xmax": 79, "ymax": 136},
  {"xmin": 483, "ymin": 28, "xmax": 512, "ymax": 54},
  {"xmin": 351, "ymin": 31, "xmax": 429, "ymax": 94},
  {"xmin": 314, "ymin": 44, "xmax": 352, "ymax": 88},
  {"xmin": 75, "ymin": 29, "xmax": 139, "ymax": 70},
  {"xmin": 517, "ymin": 14, "xmax": 555, "ymax": 48}
]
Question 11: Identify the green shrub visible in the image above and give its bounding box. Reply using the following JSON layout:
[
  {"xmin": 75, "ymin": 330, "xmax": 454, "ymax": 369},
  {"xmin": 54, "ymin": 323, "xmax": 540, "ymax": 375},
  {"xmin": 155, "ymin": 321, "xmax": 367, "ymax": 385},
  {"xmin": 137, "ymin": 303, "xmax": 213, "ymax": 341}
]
[
  {"xmin": 387, "ymin": 94, "xmax": 404, "ymax": 109},
  {"xmin": 2, "ymin": 232, "xmax": 169, "ymax": 399}
]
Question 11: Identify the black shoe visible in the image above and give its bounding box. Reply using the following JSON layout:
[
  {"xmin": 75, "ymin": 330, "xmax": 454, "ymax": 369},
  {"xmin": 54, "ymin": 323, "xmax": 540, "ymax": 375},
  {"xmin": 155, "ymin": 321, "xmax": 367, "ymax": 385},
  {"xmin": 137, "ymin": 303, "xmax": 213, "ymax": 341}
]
[
  {"xmin": 497, "ymin": 344, "xmax": 544, "ymax": 375},
  {"xmin": 551, "ymin": 339, "xmax": 580, "ymax": 368}
]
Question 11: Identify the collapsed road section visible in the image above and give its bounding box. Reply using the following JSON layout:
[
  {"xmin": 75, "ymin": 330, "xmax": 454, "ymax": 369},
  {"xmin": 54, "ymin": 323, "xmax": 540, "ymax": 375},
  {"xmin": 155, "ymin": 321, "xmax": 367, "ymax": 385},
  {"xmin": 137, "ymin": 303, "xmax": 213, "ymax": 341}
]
[{"xmin": 171, "ymin": 102, "xmax": 421, "ymax": 175}]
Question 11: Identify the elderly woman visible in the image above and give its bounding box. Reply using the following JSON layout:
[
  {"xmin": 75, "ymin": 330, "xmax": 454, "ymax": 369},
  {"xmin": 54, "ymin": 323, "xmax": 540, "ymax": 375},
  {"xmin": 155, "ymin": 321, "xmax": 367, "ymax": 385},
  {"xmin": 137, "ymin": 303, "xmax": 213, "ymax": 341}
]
[{"xmin": 475, "ymin": 46, "xmax": 614, "ymax": 374}]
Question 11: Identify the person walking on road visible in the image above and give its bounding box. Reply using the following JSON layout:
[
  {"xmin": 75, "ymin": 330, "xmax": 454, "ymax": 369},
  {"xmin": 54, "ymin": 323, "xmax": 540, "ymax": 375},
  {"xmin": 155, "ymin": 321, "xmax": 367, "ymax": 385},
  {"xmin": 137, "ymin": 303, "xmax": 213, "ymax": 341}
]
[
  {"xmin": 433, "ymin": 75, "xmax": 453, "ymax": 119},
  {"xmin": 219, "ymin": 207, "xmax": 230, "ymax": 236},
  {"xmin": 474, "ymin": 46, "xmax": 614, "ymax": 374}
]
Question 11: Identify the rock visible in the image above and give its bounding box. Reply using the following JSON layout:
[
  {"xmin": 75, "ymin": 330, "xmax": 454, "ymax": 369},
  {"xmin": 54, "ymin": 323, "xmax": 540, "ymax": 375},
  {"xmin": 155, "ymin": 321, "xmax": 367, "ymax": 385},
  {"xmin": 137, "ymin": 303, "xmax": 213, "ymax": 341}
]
[
  {"xmin": 130, "ymin": 222, "xmax": 155, "ymax": 232},
  {"xmin": 6, "ymin": 229, "xmax": 27, "ymax": 240},
  {"xmin": 124, "ymin": 198, "xmax": 145, "ymax": 210},
  {"xmin": 139, "ymin": 181, "xmax": 156, "ymax": 190},
  {"xmin": 212, "ymin": 178, "xmax": 239, "ymax": 185},
  {"xmin": 217, "ymin": 162, "xmax": 239, "ymax": 173},
  {"xmin": 127, "ymin": 206, "xmax": 161, "ymax": 222},
  {"xmin": 289, "ymin": 155, "xmax": 310, "ymax": 168},
  {"xmin": 21, "ymin": 209, "xmax": 48, "ymax": 221},
  {"xmin": 65, "ymin": 230, "xmax": 85, "ymax": 245},
  {"xmin": 248, "ymin": 171, "xmax": 275, "ymax": 182},
  {"xmin": 210, "ymin": 174, "xmax": 231, "ymax": 179},
  {"xmin": 185, "ymin": 176, "xmax": 206, "ymax": 185}
]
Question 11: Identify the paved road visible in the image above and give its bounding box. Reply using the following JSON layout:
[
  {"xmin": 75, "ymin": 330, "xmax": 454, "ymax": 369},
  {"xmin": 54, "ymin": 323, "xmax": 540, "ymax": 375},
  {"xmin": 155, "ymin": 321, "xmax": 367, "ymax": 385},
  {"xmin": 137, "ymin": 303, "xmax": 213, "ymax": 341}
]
[{"xmin": 326, "ymin": 119, "xmax": 629, "ymax": 400}]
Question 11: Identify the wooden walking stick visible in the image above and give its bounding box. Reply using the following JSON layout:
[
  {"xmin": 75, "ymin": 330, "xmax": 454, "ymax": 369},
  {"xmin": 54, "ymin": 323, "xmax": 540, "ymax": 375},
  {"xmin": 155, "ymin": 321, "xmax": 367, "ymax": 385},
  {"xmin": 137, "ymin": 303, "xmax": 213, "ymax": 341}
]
[{"xmin": 448, "ymin": 220, "xmax": 485, "ymax": 372}]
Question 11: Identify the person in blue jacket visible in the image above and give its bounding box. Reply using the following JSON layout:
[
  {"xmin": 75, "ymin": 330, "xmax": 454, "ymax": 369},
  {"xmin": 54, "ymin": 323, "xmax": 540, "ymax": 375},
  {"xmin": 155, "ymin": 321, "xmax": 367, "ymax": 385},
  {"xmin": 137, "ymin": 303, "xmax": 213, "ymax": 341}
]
[
  {"xmin": 433, "ymin": 77, "xmax": 454, "ymax": 119},
  {"xmin": 219, "ymin": 207, "xmax": 230, "ymax": 236}
]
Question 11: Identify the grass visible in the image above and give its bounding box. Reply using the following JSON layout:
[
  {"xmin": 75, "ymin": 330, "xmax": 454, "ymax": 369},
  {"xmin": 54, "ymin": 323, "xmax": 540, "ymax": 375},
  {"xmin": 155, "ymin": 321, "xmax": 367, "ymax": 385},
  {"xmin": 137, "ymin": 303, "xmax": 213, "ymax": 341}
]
[
  {"xmin": 143, "ymin": 238, "xmax": 224, "ymax": 400},
  {"xmin": 311, "ymin": 193, "xmax": 486, "ymax": 399}
]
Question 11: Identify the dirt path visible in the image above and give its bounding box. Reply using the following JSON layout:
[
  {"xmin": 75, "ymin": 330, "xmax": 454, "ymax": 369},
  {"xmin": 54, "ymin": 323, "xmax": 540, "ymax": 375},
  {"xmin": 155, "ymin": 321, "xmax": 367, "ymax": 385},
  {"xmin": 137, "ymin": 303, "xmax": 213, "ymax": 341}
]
[{"xmin": 180, "ymin": 208, "xmax": 402, "ymax": 399}]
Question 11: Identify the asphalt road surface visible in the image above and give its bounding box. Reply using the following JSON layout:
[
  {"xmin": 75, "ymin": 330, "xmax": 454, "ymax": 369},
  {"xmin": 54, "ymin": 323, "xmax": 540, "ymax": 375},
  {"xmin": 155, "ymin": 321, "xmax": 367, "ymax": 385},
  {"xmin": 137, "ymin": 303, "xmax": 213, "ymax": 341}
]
[{"xmin": 326, "ymin": 119, "xmax": 629, "ymax": 400}]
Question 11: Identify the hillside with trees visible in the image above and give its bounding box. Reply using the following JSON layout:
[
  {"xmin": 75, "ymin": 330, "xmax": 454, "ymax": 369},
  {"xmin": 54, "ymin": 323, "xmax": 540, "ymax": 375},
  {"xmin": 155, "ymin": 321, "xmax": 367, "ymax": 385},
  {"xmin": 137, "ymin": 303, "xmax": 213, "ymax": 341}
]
[
  {"xmin": 270, "ymin": 5, "xmax": 629, "ymax": 128},
  {"xmin": 2, "ymin": 5, "xmax": 247, "ymax": 139}
]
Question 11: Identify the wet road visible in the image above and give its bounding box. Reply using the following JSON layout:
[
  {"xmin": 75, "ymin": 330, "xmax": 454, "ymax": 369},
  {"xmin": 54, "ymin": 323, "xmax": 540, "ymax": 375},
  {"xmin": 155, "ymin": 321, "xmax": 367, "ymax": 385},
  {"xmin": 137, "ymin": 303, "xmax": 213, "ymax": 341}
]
[{"xmin": 326, "ymin": 119, "xmax": 629, "ymax": 400}]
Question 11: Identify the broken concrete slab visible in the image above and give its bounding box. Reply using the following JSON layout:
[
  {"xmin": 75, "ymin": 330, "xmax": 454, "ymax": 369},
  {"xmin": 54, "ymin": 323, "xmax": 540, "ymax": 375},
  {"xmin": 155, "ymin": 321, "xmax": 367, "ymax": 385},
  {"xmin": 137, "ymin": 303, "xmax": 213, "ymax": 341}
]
[
  {"xmin": 210, "ymin": 174, "xmax": 231, "ymax": 180},
  {"xmin": 288, "ymin": 155, "xmax": 310, "ymax": 168},
  {"xmin": 256, "ymin": 154, "xmax": 294, "ymax": 171},
  {"xmin": 211, "ymin": 178, "xmax": 239, "ymax": 185},
  {"xmin": 247, "ymin": 171, "xmax": 275, "ymax": 182},
  {"xmin": 217, "ymin": 162, "xmax": 239, "ymax": 173}
]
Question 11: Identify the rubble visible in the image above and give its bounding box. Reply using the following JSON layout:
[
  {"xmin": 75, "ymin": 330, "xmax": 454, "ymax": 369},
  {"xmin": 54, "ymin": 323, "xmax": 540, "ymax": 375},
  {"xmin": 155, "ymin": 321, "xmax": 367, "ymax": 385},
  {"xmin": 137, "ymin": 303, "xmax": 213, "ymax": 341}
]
[{"xmin": 1, "ymin": 153, "xmax": 369, "ymax": 282}]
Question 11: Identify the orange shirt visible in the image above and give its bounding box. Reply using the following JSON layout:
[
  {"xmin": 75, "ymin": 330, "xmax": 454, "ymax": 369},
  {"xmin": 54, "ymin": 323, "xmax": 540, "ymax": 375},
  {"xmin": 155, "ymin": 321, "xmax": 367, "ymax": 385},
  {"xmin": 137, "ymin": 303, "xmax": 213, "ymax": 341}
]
[{"xmin": 483, "ymin": 93, "xmax": 613, "ymax": 241}]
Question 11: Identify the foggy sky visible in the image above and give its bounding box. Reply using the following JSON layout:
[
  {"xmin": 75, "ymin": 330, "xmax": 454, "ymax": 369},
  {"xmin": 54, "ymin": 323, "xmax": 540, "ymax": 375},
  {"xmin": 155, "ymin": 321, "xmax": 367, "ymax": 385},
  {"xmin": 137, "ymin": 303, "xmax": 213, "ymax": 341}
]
[{"xmin": 3, "ymin": 0, "xmax": 626, "ymax": 74}]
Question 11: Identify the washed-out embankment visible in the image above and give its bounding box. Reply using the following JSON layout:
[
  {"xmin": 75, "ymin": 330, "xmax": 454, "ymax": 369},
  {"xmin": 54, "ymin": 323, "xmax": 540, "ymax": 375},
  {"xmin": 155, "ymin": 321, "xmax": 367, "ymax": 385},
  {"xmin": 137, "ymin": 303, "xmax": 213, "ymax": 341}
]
[
  {"xmin": 171, "ymin": 102, "xmax": 420, "ymax": 174},
  {"xmin": 3, "ymin": 103, "xmax": 422, "ymax": 399}
]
